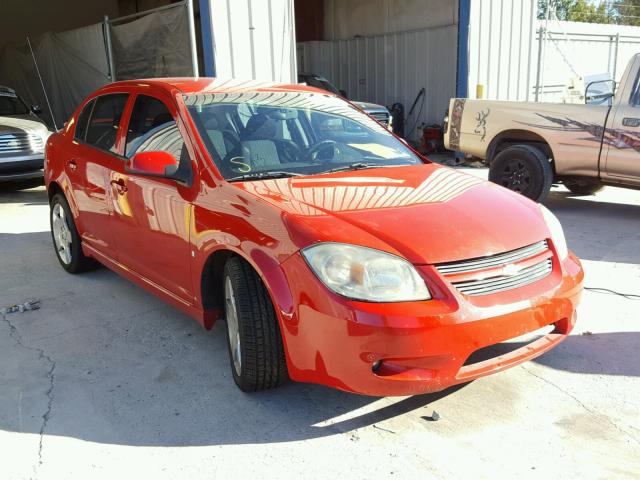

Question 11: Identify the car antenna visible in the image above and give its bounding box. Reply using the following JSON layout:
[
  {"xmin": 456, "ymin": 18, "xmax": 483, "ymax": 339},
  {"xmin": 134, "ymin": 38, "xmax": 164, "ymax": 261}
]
[{"xmin": 26, "ymin": 36, "xmax": 58, "ymax": 131}]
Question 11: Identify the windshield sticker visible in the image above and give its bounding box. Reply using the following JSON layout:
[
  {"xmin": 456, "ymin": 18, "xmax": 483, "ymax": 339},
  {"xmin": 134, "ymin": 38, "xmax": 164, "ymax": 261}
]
[
  {"xmin": 230, "ymin": 156, "xmax": 251, "ymax": 173},
  {"xmin": 347, "ymin": 143, "xmax": 404, "ymax": 159}
]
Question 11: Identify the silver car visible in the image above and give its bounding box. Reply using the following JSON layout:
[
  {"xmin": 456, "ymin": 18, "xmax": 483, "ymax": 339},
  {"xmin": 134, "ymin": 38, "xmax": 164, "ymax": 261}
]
[{"xmin": 0, "ymin": 86, "xmax": 52, "ymax": 183}]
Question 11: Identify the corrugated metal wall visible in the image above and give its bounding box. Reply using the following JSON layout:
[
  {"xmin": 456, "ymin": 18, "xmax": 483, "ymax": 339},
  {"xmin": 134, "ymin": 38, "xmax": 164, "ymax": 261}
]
[
  {"xmin": 468, "ymin": 0, "xmax": 537, "ymax": 102},
  {"xmin": 208, "ymin": 0, "xmax": 297, "ymax": 83},
  {"xmin": 298, "ymin": 24, "xmax": 457, "ymax": 141},
  {"xmin": 468, "ymin": 1, "xmax": 640, "ymax": 103}
]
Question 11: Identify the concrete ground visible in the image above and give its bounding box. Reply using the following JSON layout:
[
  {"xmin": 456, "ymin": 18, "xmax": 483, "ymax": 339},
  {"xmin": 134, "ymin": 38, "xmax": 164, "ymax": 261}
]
[{"xmin": 1, "ymin": 175, "xmax": 639, "ymax": 480}]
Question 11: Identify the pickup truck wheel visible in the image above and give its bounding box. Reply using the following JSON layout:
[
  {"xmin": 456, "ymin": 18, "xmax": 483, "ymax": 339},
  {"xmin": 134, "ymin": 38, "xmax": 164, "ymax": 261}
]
[
  {"xmin": 49, "ymin": 193, "xmax": 98, "ymax": 273},
  {"xmin": 489, "ymin": 145, "xmax": 553, "ymax": 202},
  {"xmin": 564, "ymin": 178, "xmax": 604, "ymax": 196},
  {"xmin": 223, "ymin": 257, "xmax": 289, "ymax": 392}
]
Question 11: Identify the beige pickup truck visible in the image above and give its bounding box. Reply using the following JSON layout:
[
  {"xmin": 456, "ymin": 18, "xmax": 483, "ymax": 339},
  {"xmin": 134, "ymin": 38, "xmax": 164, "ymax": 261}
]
[{"xmin": 444, "ymin": 54, "xmax": 640, "ymax": 202}]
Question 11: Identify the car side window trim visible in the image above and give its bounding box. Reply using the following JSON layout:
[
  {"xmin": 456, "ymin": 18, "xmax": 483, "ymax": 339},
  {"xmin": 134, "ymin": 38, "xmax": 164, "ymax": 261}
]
[{"xmin": 73, "ymin": 99, "xmax": 96, "ymax": 143}]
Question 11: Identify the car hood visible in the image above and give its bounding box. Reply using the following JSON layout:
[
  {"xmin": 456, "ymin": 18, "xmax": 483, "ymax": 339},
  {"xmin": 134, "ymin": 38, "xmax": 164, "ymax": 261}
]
[
  {"xmin": 237, "ymin": 164, "xmax": 550, "ymax": 265},
  {"xmin": 353, "ymin": 101, "xmax": 388, "ymax": 113},
  {"xmin": 0, "ymin": 115, "xmax": 50, "ymax": 135}
]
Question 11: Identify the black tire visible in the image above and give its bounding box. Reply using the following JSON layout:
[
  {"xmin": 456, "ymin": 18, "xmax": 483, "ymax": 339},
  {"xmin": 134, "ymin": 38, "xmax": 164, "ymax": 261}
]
[
  {"xmin": 49, "ymin": 193, "xmax": 98, "ymax": 273},
  {"xmin": 564, "ymin": 177, "xmax": 604, "ymax": 196},
  {"xmin": 223, "ymin": 257, "xmax": 288, "ymax": 392},
  {"xmin": 489, "ymin": 145, "xmax": 554, "ymax": 202}
]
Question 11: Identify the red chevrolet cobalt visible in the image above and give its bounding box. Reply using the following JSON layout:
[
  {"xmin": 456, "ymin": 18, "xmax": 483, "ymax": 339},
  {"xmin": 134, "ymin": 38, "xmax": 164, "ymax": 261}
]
[{"xmin": 44, "ymin": 79, "xmax": 583, "ymax": 396}]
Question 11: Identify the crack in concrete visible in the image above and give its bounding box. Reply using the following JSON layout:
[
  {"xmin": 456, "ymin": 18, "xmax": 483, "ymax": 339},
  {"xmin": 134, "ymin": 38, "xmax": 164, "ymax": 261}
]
[
  {"xmin": 1, "ymin": 309, "xmax": 56, "ymax": 476},
  {"xmin": 520, "ymin": 364, "xmax": 640, "ymax": 447}
]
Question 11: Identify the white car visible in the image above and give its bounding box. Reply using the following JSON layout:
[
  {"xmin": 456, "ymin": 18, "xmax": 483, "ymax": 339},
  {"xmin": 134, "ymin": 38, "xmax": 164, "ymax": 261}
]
[{"xmin": 0, "ymin": 86, "xmax": 52, "ymax": 183}]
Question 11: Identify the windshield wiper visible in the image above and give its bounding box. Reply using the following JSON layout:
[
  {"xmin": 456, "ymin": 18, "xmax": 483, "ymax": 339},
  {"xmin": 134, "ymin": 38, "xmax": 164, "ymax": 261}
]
[
  {"xmin": 226, "ymin": 171, "xmax": 303, "ymax": 182},
  {"xmin": 319, "ymin": 162, "xmax": 387, "ymax": 175}
]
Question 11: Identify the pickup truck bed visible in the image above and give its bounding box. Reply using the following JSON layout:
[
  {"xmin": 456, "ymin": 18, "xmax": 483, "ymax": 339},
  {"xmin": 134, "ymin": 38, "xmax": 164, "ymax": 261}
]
[{"xmin": 444, "ymin": 53, "xmax": 640, "ymax": 201}]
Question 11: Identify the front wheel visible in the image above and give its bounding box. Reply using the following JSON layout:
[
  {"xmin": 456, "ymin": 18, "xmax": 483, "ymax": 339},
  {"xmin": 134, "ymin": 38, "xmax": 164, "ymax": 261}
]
[
  {"xmin": 50, "ymin": 193, "xmax": 97, "ymax": 273},
  {"xmin": 223, "ymin": 257, "xmax": 288, "ymax": 392},
  {"xmin": 489, "ymin": 145, "xmax": 554, "ymax": 202}
]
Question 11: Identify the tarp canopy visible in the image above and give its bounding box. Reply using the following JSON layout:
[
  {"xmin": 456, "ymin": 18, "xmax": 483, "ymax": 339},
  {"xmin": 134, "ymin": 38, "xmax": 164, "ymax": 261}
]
[
  {"xmin": 110, "ymin": 6, "xmax": 194, "ymax": 80},
  {"xmin": 0, "ymin": 3, "xmax": 195, "ymax": 130},
  {"xmin": 0, "ymin": 23, "xmax": 111, "ymax": 129}
]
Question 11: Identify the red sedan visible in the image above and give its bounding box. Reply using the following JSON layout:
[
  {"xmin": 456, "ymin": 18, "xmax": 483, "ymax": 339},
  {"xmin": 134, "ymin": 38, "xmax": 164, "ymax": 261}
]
[{"xmin": 44, "ymin": 79, "xmax": 583, "ymax": 396}]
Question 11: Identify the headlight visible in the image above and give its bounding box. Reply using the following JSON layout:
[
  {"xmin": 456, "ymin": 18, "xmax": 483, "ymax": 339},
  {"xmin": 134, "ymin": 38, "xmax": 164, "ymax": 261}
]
[
  {"xmin": 301, "ymin": 243, "xmax": 431, "ymax": 302},
  {"xmin": 540, "ymin": 205, "xmax": 568, "ymax": 261}
]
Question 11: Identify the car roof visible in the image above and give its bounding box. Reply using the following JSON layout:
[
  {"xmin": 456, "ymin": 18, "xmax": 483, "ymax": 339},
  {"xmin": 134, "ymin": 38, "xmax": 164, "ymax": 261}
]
[{"xmin": 104, "ymin": 77, "xmax": 333, "ymax": 97}]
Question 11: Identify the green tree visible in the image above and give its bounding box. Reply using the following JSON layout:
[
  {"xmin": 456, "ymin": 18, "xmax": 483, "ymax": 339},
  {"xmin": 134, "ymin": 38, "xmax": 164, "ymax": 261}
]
[
  {"xmin": 538, "ymin": 0, "xmax": 615, "ymax": 23},
  {"xmin": 613, "ymin": 0, "xmax": 640, "ymax": 26},
  {"xmin": 538, "ymin": 0, "xmax": 576, "ymax": 20}
]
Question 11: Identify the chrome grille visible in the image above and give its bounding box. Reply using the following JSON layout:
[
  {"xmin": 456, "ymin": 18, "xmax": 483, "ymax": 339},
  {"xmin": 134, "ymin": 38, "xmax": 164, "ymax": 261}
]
[
  {"xmin": 436, "ymin": 240, "xmax": 548, "ymax": 274},
  {"xmin": 451, "ymin": 259, "xmax": 553, "ymax": 296},
  {"xmin": 435, "ymin": 240, "xmax": 553, "ymax": 296},
  {"xmin": 0, "ymin": 132, "xmax": 44, "ymax": 154}
]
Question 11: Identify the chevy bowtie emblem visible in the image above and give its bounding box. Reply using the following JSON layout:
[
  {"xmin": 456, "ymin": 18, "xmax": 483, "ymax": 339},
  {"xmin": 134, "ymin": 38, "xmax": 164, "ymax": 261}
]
[{"xmin": 503, "ymin": 264, "xmax": 523, "ymax": 276}]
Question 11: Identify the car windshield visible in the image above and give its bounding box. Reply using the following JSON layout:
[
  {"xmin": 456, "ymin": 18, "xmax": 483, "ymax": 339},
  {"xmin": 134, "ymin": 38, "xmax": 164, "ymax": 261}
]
[
  {"xmin": 185, "ymin": 91, "xmax": 422, "ymax": 181},
  {"xmin": 0, "ymin": 92, "xmax": 29, "ymax": 116}
]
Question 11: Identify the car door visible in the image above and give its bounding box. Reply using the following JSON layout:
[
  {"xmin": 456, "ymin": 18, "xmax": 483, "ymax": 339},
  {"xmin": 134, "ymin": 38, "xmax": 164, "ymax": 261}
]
[
  {"xmin": 67, "ymin": 93, "xmax": 129, "ymax": 259},
  {"xmin": 108, "ymin": 93, "xmax": 195, "ymax": 303},
  {"xmin": 602, "ymin": 60, "xmax": 640, "ymax": 186}
]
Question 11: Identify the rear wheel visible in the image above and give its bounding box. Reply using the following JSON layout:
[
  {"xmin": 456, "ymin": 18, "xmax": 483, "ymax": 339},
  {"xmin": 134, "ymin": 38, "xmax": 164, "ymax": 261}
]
[
  {"xmin": 50, "ymin": 193, "xmax": 97, "ymax": 273},
  {"xmin": 223, "ymin": 257, "xmax": 288, "ymax": 392},
  {"xmin": 564, "ymin": 177, "xmax": 604, "ymax": 196},
  {"xmin": 489, "ymin": 145, "xmax": 554, "ymax": 202}
]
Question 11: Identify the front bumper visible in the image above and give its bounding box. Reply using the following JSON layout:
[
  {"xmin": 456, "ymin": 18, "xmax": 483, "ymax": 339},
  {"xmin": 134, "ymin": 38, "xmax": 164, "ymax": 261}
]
[
  {"xmin": 0, "ymin": 153, "xmax": 44, "ymax": 181},
  {"xmin": 278, "ymin": 251, "xmax": 583, "ymax": 396}
]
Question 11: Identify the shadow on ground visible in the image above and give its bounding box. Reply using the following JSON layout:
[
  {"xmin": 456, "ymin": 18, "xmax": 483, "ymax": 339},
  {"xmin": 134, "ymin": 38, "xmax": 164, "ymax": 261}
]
[
  {"xmin": 545, "ymin": 190, "xmax": 640, "ymax": 264},
  {"xmin": 0, "ymin": 184, "xmax": 637, "ymax": 449},
  {"xmin": 0, "ymin": 181, "xmax": 48, "ymax": 206},
  {"xmin": 467, "ymin": 331, "xmax": 640, "ymax": 377}
]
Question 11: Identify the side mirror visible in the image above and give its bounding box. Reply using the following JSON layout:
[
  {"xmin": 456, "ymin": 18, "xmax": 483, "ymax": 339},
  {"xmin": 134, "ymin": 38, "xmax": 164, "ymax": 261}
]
[
  {"xmin": 339, "ymin": 89, "xmax": 348, "ymax": 99},
  {"xmin": 585, "ymin": 79, "xmax": 615, "ymax": 105},
  {"xmin": 31, "ymin": 105, "xmax": 42, "ymax": 114},
  {"xmin": 126, "ymin": 151, "xmax": 191, "ymax": 185}
]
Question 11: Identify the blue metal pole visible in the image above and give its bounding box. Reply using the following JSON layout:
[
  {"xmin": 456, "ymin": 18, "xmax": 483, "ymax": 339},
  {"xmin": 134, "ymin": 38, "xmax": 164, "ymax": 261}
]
[
  {"xmin": 456, "ymin": 0, "xmax": 471, "ymax": 98},
  {"xmin": 199, "ymin": 0, "xmax": 216, "ymax": 76}
]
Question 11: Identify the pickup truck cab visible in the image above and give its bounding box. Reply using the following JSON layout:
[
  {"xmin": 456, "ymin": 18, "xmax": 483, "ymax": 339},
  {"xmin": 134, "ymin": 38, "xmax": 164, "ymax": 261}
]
[{"xmin": 444, "ymin": 54, "xmax": 640, "ymax": 201}]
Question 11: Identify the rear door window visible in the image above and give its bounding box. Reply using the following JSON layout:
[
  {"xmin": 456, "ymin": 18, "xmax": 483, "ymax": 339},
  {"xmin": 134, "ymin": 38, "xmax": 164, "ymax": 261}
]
[{"xmin": 85, "ymin": 94, "xmax": 128, "ymax": 153}]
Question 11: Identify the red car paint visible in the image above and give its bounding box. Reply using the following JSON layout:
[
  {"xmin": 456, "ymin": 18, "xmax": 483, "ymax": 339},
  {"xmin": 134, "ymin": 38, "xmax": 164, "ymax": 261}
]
[{"xmin": 45, "ymin": 79, "xmax": 583, "ymax": 396}]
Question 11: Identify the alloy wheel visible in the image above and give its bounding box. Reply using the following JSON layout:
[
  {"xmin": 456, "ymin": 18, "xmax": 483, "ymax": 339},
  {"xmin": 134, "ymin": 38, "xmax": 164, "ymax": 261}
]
[
  {"xmin": 51, "ymin": 202, "xmax": 72, "ymax": 265},
  {"xmin": 500, "ymin": 159, "xmax": 531, "ymax": 193}
]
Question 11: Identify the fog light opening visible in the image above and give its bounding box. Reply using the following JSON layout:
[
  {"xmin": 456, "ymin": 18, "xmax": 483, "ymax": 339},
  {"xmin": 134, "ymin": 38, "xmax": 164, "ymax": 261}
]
[{"xmin": 372, "ymin": 360, "xmax": 383, "ymax": 372}]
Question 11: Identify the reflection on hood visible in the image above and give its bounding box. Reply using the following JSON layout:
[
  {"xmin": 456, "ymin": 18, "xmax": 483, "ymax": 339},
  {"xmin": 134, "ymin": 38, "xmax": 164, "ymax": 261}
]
[{"xmin": 242, "ymin": 166, "xmax": 483, "ymax": 216}]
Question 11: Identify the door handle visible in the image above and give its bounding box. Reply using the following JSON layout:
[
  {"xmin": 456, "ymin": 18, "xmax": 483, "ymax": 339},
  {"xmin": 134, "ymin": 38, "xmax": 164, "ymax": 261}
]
[
  {"xmin": 110, "ymin": 178, "xmax": 128, "ymax": 194},
  {"xmin": 622, "ymin": 117, "xmax": 640, "ymax": 127},
  {"xmin": 68, "ymin": 159, "xmax": 78, "ymax": 171}
]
